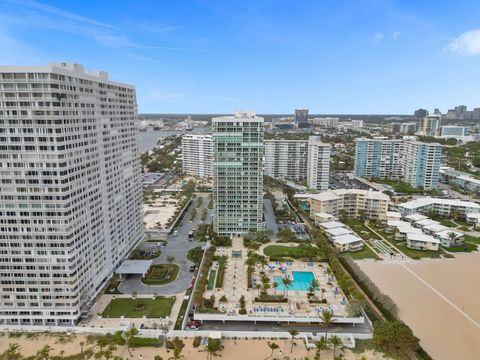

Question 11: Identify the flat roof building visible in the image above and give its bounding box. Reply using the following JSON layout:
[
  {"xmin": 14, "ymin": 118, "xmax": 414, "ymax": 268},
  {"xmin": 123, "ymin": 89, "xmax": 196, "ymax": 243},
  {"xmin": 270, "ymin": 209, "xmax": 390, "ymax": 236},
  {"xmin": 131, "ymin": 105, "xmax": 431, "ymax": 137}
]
[
  {"xmin": 0, "ymin": 63, "xmax": 144, "ymax": 326},
  {"xmin": 182, "ymin": 134, "xmax": 213, "ymax": 178}
]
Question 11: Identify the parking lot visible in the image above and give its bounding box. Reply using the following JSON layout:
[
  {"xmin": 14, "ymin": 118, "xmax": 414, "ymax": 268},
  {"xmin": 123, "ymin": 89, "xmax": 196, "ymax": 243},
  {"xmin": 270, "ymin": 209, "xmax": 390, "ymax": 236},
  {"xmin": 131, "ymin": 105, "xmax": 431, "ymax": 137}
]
[{"xmin": 330, "ymin": 172, "xmax": 373, "ymax": 190}]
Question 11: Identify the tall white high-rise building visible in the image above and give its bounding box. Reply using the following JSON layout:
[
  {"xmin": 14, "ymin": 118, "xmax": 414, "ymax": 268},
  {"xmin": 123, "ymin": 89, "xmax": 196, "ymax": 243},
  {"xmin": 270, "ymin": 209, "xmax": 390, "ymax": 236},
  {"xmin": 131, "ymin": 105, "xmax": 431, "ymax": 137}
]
[
  {"xmin": 212, "ymin": 111, "xmax": 264, "ymax": 235},
  {"xmin": 0, "ymin": 63, "xmax": 144, "ymax": 326},
  {"xmin": 182, "ymin": 134, "xmax": 213, "ymax": 178},
  {"xmin": 264, "ymin": 140, "xmax": 308, "ymax": 181},
  {"xmin": 354, "ymin": 138, "xmax": 442, "ymax": 190},
  {"xmin": 307, "ymin": 136, "xmax": 331, "ymax": 191}
]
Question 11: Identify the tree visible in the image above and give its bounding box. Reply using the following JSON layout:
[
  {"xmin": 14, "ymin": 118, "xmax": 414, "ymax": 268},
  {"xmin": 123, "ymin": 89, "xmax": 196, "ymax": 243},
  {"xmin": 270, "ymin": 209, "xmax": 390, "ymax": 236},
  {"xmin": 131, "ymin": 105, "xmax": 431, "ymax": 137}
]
[
  {"xmin": 328, "ymin": 336, "xmax": 344, "ymax": 358},
  {"xmin": 167, "ymin": 256, "xmax": 175, "ymax": 264},
  {"xmin": 372, "ymin": 320, "xmax": 420, "ymax": 358},
  {"xmin": 124, "ymin": 326, "xmax": 138, "ymax": 357},
  {"xmin": 79, "ymin": 341, "xmax": 85, "ymax": 360},
  {"xmin": 206, "ymin": 338, "xmax": 224, "ymax": 359},
  {"xmin": 265, "ymin": 341, "xmax": 279, "ymax": 360},
  {"xmin": 277, "ymin": 228, "xmax": 297, "ymax": 242},
  {"xmin": 282, "ymin": 277, "xmax": 292, "ymax": 297},
  {"xmin": 154, "ymin": 356, "xmax": 164, "ymax": 360},
  {"xmin": 319, "ymin": 309, "xmax": 334, "ymax": 340},
  {"xmin": 161, "ymin": 324, "xmax": 169, "ymax": 347},
  {"xmin": 35, "ymin": 345, "xmax": 52, "ymax": 360},
  {"xmin": 314, "ymin": 337, "xmax": 327, "ymax": 360},
  {"xmin": 169, "ymin": 337, "xmax": 185, "ymax": 360},
  {"xmin": 272, "ymin": 281, "xmax": 279, "ymax": 295},
  {"xmin": 289, "ymin": 329, "xmax": 299, "ymax": 353},
  {"xmin": 310, "ymin": 279, "xmax": 320, "ymax": 297},
  {"xmin": 3, "ymin": 343, "xmax": 22, "ymax": 360},
  {"xmin": 448, "ymin": 232, "xmax": 458, "ymax": 245}
]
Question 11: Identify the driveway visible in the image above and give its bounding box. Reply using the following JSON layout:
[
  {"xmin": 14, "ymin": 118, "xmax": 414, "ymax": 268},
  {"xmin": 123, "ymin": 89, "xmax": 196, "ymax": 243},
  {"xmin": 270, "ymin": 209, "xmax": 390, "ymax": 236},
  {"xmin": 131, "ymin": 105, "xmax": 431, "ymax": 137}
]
[
  {"xmin": 118, "ymin": 192, "xmax": 212, "ymax": 295},
  {"xmin": 263, "ymin": 198, "xmax": 279, "ymax": 238}
]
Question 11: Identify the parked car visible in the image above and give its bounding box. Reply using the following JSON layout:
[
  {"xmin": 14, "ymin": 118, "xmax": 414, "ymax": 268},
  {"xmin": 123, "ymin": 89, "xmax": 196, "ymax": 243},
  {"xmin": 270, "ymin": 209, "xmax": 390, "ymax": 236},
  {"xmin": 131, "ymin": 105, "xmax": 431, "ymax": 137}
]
[{"xmin": 189, "ymin": 265, "xmax": 196, "ymax": 272}]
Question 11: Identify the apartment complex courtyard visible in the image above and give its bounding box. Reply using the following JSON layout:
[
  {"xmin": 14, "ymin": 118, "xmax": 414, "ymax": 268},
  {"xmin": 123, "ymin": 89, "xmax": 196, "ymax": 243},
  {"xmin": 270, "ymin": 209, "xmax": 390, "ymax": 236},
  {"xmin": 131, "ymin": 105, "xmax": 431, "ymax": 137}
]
[{"xmin": 200, "ymin": 238, "xmax": 350, "ymax": 320}]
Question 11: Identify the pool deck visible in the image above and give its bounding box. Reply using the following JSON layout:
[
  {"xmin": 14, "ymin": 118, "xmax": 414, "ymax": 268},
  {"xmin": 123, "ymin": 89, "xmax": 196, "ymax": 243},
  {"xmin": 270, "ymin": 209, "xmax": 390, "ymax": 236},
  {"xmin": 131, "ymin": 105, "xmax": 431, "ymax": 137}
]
[{"xmin": 203, "ymin": 239, "xmax": 348, "ymax": 318}]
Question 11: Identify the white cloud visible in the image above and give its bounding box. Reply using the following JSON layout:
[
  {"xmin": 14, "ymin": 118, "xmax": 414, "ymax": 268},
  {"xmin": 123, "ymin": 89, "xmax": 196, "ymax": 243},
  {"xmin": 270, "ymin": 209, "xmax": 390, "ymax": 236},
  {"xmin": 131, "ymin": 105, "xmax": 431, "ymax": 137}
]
[
  {"xmin": 374, "ymin": 32, "xmax": 384, "ymax": 43},
  {"xmin": 447, "ymin": 29, "xmax": 480, "ymax": 55},
  {"xmin": 393, "ymin": 31, "xmax": 401, "ymax": 41}
]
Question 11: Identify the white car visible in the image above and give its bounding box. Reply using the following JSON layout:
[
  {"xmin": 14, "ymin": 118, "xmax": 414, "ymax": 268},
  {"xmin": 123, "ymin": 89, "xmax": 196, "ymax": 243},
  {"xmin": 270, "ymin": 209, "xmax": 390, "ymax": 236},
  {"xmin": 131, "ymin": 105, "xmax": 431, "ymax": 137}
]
[{"xmin": 173, "ymin": 230, "xmax": 178, "ymax": 236}]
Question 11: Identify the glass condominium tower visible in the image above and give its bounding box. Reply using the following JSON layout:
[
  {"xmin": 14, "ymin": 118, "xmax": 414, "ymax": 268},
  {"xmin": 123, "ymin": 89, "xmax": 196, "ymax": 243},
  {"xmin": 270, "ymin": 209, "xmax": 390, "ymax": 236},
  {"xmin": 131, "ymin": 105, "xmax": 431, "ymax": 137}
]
[
  {"xmin": 212, "ymin": 111, "xmax": 264, "ymax": 236},
  {"xmin": 0, "ymin": 63, "xmax": 144, "ymax": 326}
]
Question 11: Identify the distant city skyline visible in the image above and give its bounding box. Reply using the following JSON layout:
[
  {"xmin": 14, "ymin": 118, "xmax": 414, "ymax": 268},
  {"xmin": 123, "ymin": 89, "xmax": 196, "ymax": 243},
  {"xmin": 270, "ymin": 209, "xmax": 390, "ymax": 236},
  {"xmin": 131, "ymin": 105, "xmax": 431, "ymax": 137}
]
[{"xmin": 1, "ymin": 0, "xmax": 480, "ymax": 113}]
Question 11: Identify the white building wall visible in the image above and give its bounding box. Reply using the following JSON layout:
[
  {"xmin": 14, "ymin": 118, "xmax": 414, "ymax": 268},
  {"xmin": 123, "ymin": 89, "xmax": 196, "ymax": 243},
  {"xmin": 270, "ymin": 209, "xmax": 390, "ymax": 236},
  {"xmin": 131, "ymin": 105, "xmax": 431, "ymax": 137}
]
[
  {"xmin": 181, "ymin": 134, "xmax": 213, "ymax": 178},
  {"xmin": 264, "ymin": 140, "xmax": 308, "ymax": 181},
  {"xmin": 307, "ymin": 136, "xmax": 331, "ymax": 191},
  {"xmin": 0, "ymin": 63, "xmax": 144, "ymax": 326}
]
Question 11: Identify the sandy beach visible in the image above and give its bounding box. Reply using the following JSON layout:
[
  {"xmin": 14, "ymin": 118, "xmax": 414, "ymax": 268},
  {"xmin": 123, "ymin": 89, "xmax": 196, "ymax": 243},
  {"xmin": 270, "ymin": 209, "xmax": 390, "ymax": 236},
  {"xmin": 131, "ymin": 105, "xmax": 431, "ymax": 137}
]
[
  {"xmin": 359, "ymin": 254, "xmax": 480, "ymax": 360},
  {"xmin": 0, "ymin": 333, "xmax": 386, "ymax": 360}
]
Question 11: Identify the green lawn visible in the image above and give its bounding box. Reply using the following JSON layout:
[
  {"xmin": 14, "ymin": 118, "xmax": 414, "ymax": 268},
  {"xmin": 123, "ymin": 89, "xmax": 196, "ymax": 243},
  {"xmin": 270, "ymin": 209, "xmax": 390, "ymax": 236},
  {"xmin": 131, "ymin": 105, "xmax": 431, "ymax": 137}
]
[
  {"xmin": 101, "ymin": 297, "xmax": 175, "ymax": 318},
  {"xmin": 345, "ymin": 220, "xmax": 381, "ymax": 240},
  {"xmin": 142, "ymin": 264, "xmax": 180, "ymax": 285},
  {"xmin": 347, "ymin": 246, "xmax": 381, "ymax": 260},
  {"xmin": 371, "ymin": 178, "xmax": 426, "ymax": 193},
  {"xmin": 263, "ymin": 244, "xmax": 321, "ymax": 258},
  {"xmin": 187, "ymin": 247, "xmax": 204, "ymax": 265},
  {"xmin": 446, "ymin": 243, "xmax": 478, "ymax": 252},
  {"xmin": 440, "ymin": 219, "xmax": 458, "ymax": 228},
  {"xmin": 465, "ymin": 234, "xmax": 480, "ymax": 244},
  {"xmin": 395, "ymin": 243, "xmax": 444, "ymax": 259}
]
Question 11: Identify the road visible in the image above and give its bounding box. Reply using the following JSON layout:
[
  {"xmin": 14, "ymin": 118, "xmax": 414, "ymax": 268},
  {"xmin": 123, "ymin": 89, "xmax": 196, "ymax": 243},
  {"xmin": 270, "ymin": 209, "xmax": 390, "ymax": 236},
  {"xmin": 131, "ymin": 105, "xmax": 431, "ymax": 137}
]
[{"xmin": 118, "ymin": 192, "xmax": 212, "ymax": 295}]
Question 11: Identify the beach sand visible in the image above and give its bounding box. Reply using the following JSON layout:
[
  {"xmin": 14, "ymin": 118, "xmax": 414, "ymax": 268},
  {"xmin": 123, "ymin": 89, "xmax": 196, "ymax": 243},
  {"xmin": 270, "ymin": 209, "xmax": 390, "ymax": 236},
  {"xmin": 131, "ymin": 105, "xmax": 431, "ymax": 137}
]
[
  {"xmin": 359, "ymin": 254, "xmax": 480, "ymax": 360},
  {"xmin": 0, "ymin": 333, "xmax": 386, "ymax": 360}
]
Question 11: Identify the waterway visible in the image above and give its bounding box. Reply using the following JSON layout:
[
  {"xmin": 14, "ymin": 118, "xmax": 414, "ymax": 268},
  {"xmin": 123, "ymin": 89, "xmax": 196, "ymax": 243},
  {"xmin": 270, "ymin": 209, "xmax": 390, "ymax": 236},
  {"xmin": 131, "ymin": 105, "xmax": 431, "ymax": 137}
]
[{"xmin": 137, "ymin": 127, "xmax": 210, "ymax": 152}]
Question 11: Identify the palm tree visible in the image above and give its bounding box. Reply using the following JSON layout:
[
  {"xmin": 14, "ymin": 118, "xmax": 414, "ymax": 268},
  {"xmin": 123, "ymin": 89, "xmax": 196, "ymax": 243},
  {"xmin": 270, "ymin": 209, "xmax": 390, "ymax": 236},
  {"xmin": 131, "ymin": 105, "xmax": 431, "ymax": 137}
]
[
  {"xmin": 264, "ymin": 341, "xmax": 279, "ymax": 360},
  {"xmin": 161, "ymin": 324, "xmax": 169, "ymax": 347},
  {"xmin": 310, "ymin": 279, "xmax": 319, "ymax": 297},
  {"xmin": 170, "ymin": 338, "xmax": 185, "ymax": 360},
  {"xmin": 448, "ymin": 232, "xmax": 458, "ymax": 246},
  {"xmin": 206, "ymin": 338, "xmax": 224, "ymax": 359},
  {"xmin": 79, "ymin": 341, "xmax": 85, "ymax": 360},
  {"xmin": 319, "ymin": 309, "xmax": 334, "ymax": 340},
  {"xmin": 259, "ymin": 256, "xmax": 268, "ymax": 271},
  {"xmin": 289, "ymin": 329, "xmax": 299, "ymax": 353},
  {"xmin": 328, "ymin": 336, "xmax": 344, "ymax": 358},
  {"xmin": 5, "ymin": 343, "xmax": 22, "ymax": 360},
  {"xmin": 35, "ymin": 345, "xmax": 52, "ymax": 360},
  {"xmin": 272, "ymin": 281, "xmax": 278, "ymax": 295},
  {"xmin": 314, "ymin": 337, "xmax": 327, "ymax": 360},
  {"xmin": 282, "ymin": 277, "xmax": 292, "ymax": 297},
  {"xmin": 124, "ymin": 326, "xmax": 138, "ymax": 357}
]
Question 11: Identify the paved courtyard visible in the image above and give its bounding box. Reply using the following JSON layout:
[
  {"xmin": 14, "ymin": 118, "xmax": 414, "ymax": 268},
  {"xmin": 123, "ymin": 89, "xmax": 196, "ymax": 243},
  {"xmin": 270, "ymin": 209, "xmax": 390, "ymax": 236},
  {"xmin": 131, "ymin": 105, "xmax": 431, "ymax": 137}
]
[{"xmin": 204, "ymin": 239, "xmax": 349, "ymax": 318}]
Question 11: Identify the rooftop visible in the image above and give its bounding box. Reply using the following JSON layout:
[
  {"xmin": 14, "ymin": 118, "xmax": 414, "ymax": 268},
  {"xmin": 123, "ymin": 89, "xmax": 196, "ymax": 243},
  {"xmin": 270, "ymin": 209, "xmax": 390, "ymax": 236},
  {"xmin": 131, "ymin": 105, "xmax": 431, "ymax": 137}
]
[
  {"xmin": 398, "ymin": 197, "xmax": 480, "ymax": 210},
  {"xmin": 325, "ymin": 227, "xmax": 353, "ymax": 237},
  {"xmin": 308, "ymin": 189, "xmax": 389, "ymax": 202},
  {"xmin": 406, "ymin": 233, "xmax": 440, "ymax": 244},
  {"xmin": 332, "ymin": 234, "xmax": 363, "ymax": 245},
  {"xmin": 319, "ymin": 221, "xmax": 346, "ymax": 230}
]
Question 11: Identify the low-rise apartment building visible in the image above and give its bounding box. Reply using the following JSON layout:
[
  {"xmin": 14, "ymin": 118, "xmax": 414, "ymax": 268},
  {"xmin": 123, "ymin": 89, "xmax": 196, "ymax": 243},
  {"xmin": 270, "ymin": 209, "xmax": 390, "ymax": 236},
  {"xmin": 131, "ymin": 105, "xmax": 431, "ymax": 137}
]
[
  {"xmin": 397, "ymin": 197, "xmax": 480, "ymax": 217},
  {"xmin": 307, "ymin": 189, "xmax": 390, "ymax": 221},
  {"xmin": 439, "ymin": 167, "xmax": 480, "ymax": 193}
]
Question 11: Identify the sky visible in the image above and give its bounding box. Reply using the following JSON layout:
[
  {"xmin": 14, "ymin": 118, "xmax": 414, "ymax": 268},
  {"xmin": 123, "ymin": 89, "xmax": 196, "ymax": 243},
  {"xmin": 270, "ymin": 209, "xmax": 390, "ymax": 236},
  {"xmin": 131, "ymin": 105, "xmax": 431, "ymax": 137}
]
[{"xmin": 1, "ymin": 0, "xmax": 480, "ymax": 114}]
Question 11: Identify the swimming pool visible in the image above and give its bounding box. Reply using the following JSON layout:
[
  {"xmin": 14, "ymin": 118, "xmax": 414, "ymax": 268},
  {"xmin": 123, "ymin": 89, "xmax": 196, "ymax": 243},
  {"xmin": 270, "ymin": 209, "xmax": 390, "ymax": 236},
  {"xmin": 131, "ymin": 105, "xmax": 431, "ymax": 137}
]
[{"xmin": 274, "ymin": 271, "xmax": 315, "ymax": 291}]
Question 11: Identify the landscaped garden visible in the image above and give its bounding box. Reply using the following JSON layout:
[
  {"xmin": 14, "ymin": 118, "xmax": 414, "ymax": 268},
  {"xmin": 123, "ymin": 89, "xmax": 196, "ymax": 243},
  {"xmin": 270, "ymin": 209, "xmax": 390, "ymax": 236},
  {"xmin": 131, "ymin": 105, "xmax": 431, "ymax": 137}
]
[
  {"xmin": 187, "ymin": 246, "xmax": 204, "ymax": 265},
  {"xmin": 447, "ymin": 242, "xmax": 478, "ymax": 253},
  {"xmin": 347, "ymin": 245, "xmax": 381, "ymax": 260},
  {"xmin": 464, "ymin": 234, "xmax": 480, "ymax": 244},
  {"xmin": 263, "ymin": 243, "xmax": 324, "ymax": 260},
  {"xmin": 370, "ymin": 178, "xmax": 426, "ymax": 194},
  {"xmin": 101, "ymin": 297, "xmax": 175, "ymax": 318},
  {"xmin": 142, "ymin": 264, "xmax": 180, "ymax": 285}
]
